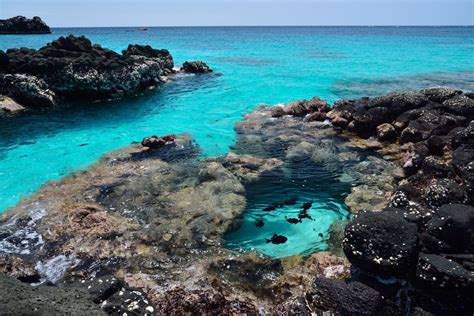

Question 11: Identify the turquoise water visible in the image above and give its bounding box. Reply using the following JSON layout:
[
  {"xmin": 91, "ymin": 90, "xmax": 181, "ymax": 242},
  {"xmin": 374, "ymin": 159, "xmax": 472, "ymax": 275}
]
[
  {"xmin": 0, "ymin": 27, "xmax": 473, "ymax": 226},
  {"xmin": 225, "ymin": 159, "xmax": 351, "ymax": 258}
]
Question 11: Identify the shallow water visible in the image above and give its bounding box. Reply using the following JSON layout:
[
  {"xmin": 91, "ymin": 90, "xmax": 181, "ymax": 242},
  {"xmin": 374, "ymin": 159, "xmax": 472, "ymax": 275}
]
[
  {"xmin": 0, "ymin": 26, "xmax": 473, "ymax": 257},
  {"xmin": 225, "ymin": 160, "xmax": 351, "ymax": 258}
]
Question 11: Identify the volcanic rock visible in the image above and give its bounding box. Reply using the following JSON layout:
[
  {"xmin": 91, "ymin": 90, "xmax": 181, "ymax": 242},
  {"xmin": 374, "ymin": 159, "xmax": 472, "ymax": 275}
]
[
  {"xmin": 0, "ymin": 16, "xmax": 51, "ymax": 34},
  {"xmin": 181, "ymin": 60, "xmax": 213, "ymax": 73},
  {"xmin": 0, "ymin": 35, "xmax": 175, "ymax": 107}
]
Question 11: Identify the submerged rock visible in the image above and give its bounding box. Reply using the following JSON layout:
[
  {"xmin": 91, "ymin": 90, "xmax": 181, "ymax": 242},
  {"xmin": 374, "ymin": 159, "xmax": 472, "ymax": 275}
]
[{"xmin": 0, "ymin": 16, "xmax": 51, "ymax": 34}]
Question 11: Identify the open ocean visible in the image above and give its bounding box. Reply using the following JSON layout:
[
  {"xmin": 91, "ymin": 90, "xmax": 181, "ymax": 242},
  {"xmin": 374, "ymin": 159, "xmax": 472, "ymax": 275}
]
[{"xmin": 0, "ymin": 26, "xmax": 473, "ymax": 217}]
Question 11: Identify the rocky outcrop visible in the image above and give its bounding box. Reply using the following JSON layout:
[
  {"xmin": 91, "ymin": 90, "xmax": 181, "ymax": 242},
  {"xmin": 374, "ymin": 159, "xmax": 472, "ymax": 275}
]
[
  {"xmin": 0, "ymin": 16, "xmax": 51, "ymax": 34},
  {"xmin": 231, "ymin": 87, "xmax": 473, "ymax": 314},
  {"xmin": 0, "ymin": 35, "xmax": 176, "ymax": 108},
  {"xmin": 181, "ymin": 60, "xmax": 213, "ymax": 73},
  {"xmin": 312, "ymin": 87, "xmax": 474, "ymax": 314}
]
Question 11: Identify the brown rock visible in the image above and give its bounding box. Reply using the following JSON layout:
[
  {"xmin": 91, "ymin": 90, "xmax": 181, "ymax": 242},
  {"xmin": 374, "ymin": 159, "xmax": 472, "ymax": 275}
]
[
  {"xmin": 376, "ymin": 123, "xmax": 397, "ymax": 141},
  {"xmin": 141, "ymin": 134, "xmax": 176, "ymax": 149},
  {"xmin": 331, "ymin": 116, "xmax": 349, "ymax": 128},
  {"xmin": 304, "ymin": 251, "xmax": 350, "ymax": 279},
  {"xmin": 0, "ymin": 256, "xmax": 37, "ymax": 280},
  {"xmin": 150, "ymin": 287, "xmax": 257, "ymax": 314},
  {"xmin": 305, "ymin": 111, "xmax": 327, "ymax": 122},
  {"xmin": 270, "ymin": 105, "xmax": 286, "ymax": 118},
  {"xmin": 0, "ymin": 96, "xmax": 24, "ymax": 113},
  {"xmin": 285, "ymin": 97, "xmax": 329, "ymax": 117}
]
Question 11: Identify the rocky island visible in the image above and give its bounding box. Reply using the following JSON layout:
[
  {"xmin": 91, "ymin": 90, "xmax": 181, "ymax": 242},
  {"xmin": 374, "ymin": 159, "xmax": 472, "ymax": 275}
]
[
  {"xmin": 0, "ymin": 35, "xmax": 212, "ymax": 112},
  {"xmin": 0, "ymin": 16, "xmax": 51, "ymax": 34},
  {"xmin": 0, "ymin": 87, "xmax": 472, "ymax": 314}
]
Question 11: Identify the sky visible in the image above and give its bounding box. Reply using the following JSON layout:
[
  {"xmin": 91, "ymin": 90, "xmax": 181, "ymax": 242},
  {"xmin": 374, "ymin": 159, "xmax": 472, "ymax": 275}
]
[{"xmin": 1, "ymin": 0, "xmax": 473, "ymax": 27}]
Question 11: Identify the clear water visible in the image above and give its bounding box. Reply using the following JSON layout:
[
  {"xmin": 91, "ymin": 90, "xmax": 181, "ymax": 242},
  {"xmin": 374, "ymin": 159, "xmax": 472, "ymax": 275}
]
[
  {"xmin": 225, "ymin": 158, "xmax": 352, "ymax": 258},
  {"xmin": 0, "ymin": 26, "xmax": 473, "ymax": 257}
]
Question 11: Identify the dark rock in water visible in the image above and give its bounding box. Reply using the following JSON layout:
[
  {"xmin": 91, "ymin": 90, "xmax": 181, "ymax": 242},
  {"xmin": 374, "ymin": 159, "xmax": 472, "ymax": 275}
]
[
  {"xmin": 0, "ymin": 273, "xmax": 104, "ymax": 314},
  {"xmin": 87, "ymin": 274, "xmax": 123, "ymax": 303},
  {"xmin": 255, "ymin": 219, "xmax": 264, "ymax": 228},
  {"xmin": 0, "ymin": 35, "xmax": 176, "ymax": 107},
  {"xmin": 181, "ymin": 60, "xmax": 213, "ymax": 73},
  {"xmin": 266, "ymin": 234, "xmax": 288, "ymax": 244},
  {"xmin": 285, "ymin": 97, "xmax": 330, "ymax": 117},
  {"xmin": 306, "ymin": 278, "xmax": 381, "ymax": 315},
  {"xmin": 141, "ymin": 134, "xmax": 176, "ymax": 150},
  {"xmin": 0, "ymin": 16, "xmax": 51, "ymax": 34},
  {"xmin": 286, "ymin": 217, "xmax": 301, "ymax": 224},
  {"xmin": 343, "ymin": 210, "xmax": 419, "ymax": 277}
]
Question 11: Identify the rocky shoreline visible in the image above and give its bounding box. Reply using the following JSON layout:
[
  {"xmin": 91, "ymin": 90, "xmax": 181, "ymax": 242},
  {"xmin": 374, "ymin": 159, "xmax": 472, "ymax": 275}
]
[
  {"xmin": 0, "ymin": 35, "xmax": 212, "ymax": 112},
  {"xmin": 0, "ymin": 16, "xmax": 51, "ymax": 35},
  {"xmin": 0, "ymin": 88, "xmax": 472, "ymax": 314}
]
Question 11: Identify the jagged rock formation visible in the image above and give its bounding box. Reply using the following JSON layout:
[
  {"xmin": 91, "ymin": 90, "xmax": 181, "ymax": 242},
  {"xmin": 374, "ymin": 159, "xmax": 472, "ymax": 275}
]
[
  {"xmin": 181, "ymin": 60, "xmax": 213, "ymax": 74},
  {"xmin": 308, "ymin": 87, "xmax": 474, "ymax": 315},
  {"xmin": 0, "ymin": 35, "xmax": 175, "ymax": 107},
  {"xmin": 0, "ymin": 16, "xmax": 51, "ymax": 34}
]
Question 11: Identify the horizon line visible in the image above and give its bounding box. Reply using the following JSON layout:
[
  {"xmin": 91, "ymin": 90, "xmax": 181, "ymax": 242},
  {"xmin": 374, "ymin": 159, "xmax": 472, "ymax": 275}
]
[{"xmin": 48, "ymin": 24, "xmax": 474, "ymax": 28}]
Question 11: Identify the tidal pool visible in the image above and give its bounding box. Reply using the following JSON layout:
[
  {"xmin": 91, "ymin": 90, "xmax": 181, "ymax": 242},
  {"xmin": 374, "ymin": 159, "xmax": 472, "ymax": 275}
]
[{"xmin": 225, "ymin": 160, "xmax": 351, "ymax": 258}]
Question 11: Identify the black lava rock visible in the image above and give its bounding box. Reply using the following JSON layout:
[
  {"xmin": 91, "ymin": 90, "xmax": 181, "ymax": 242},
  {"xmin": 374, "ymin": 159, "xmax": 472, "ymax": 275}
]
[
  {"xmin": 0, "ymin": 35, "xmax": 175, "ymax": 107},
  {"xmin": 0, "ymin": 16, "xmax": 51, "ymax": 34},
  {"xmin": 181, "ymin": 60, "xmax": 213, "ymax": 73},
  {"xmin": 87, "ymin": 274, "xmax": 123, "ymax": 303},
  {"xmin": 423, "ymin": 204, "xmax": 474, "ymax": 253},
  {"xmin": 306, "ymin": 278, "xmax": 381, "ymax": 315},
  {"xmin": 415, "ymin": 253, "xmax": 474, "ymax": 311},
  {"xmin": 343, "ymin": 210, "xmax": 419, "ymax": 277}
]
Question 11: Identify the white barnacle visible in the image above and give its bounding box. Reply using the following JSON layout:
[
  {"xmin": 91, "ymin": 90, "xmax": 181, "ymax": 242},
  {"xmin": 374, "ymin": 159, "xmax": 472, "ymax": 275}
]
[{"xmin": 145, "ymin": 306, "xmax": 154, "ymax": 313}]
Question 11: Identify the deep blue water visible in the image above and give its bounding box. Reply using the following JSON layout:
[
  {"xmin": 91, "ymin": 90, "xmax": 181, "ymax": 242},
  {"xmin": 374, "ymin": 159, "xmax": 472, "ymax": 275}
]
[{"xmin": 0, "ymin": 26, "xmax": 473, "ymax": 257}]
